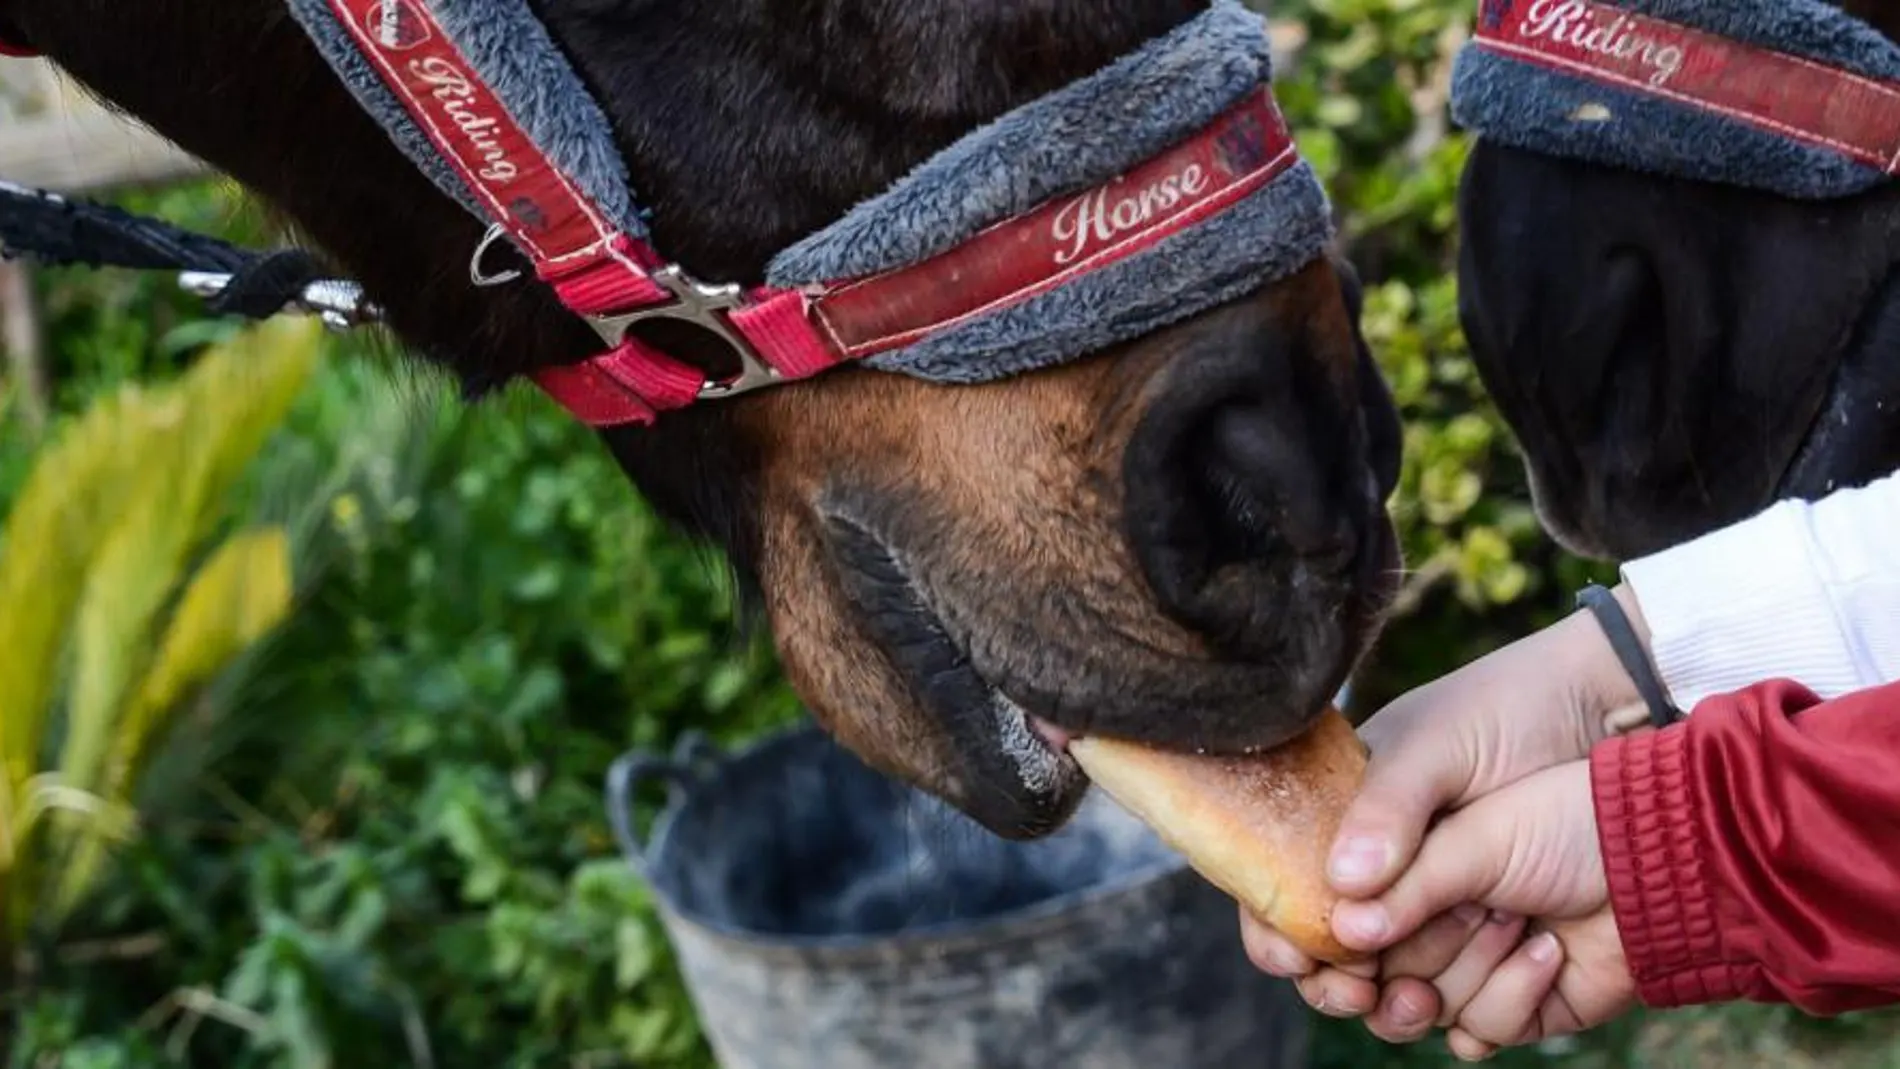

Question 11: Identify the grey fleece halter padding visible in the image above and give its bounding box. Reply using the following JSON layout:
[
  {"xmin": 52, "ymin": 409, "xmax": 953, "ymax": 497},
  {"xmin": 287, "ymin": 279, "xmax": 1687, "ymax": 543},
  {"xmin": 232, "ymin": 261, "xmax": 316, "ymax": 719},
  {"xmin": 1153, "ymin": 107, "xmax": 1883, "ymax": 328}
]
[
  {"xmin": 770, "ymin": 0, "xmax": 1333, "ymax": 383},
  {"xmin": 1451, "ymin": 0, "xmax": 1900, "ymax": 200},
  {"xmin": 285, "ymin": 0, "xmax": 1335, "ymax": 386},
  {"xmin": 287, "ymin": 0, "xmax": 649, "ymax": 238}
]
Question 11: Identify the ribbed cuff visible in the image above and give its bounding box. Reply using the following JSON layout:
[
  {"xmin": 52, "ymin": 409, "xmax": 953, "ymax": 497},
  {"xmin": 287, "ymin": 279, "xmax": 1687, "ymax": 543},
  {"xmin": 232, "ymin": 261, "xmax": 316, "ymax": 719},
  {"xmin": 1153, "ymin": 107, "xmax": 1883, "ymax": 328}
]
[
  {"xmin": 1620, "ymin": 503, "xmax": 1861, "ymax": 711},
  {"xmin": 1593, "ymin": 725, "xmax": 1739, "ymax": 1008}
]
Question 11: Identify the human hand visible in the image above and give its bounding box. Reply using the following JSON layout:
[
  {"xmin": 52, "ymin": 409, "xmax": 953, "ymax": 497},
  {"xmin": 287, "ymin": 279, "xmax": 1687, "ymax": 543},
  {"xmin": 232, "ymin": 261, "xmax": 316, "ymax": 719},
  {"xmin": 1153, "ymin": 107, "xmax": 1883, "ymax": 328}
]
[
  {"xmin": 1243, "ymin": 586, "xmax": 1653, "ymax": 1004},
  {"xmin": 1324, "ymin": 761, "xmax": 1636, "ymax": 1060}
]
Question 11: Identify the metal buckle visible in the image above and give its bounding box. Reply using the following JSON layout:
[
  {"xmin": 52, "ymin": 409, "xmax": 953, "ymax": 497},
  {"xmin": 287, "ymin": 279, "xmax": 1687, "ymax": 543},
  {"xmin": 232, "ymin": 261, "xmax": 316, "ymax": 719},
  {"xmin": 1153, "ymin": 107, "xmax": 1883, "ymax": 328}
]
[
  {"xmin": 586, "ymin": 265, "xmax": 785, "ymax": 402},
  {"xmin": 177, "ymin": 270, "xmax": 381, "ymax": 333}
]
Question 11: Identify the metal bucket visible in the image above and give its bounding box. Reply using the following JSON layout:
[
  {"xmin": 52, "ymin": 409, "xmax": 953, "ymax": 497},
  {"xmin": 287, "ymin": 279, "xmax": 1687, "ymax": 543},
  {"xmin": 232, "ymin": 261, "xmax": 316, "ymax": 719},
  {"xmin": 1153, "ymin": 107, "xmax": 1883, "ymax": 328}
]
[{"xmin": 608, "ymin": 724, "xmax": 1311, "ymax": 1069}]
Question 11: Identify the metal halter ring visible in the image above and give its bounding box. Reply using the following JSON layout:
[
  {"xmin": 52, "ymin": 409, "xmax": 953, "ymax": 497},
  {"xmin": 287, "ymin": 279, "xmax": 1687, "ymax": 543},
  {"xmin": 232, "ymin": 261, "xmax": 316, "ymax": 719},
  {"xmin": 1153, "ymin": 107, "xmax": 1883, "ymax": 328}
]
[
  {"xmin": 585, "ymin": 266, "xmax": 787, "ymax": 402},
  {"xmin": 469, "ymin": 223, "xmax": 526, "ymax": 288}
]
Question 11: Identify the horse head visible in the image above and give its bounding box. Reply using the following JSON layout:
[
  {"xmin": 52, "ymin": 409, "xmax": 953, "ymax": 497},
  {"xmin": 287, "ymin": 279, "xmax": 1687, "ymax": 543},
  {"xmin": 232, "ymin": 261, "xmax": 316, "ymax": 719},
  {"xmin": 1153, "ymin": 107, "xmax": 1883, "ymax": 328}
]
[
  {"xmin": 2, "ymin": 0, "xmax": 1402, "ymax": 838},
  {"xmin": 1453, "ymin": 0, "xmax": 1900, "ymax": 560}
]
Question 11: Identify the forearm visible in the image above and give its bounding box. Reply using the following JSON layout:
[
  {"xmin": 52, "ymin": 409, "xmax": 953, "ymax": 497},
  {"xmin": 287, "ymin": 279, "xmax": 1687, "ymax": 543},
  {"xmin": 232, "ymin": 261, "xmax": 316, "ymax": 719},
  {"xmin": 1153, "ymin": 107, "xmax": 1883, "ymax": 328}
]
[
  {"xmin": 1618, "ymin": 470, "xmax": 1900, "ymax": 711},
  {"xmin": 1593, "ymin": 678, "xmax": 1900, "ymax": 1016}
]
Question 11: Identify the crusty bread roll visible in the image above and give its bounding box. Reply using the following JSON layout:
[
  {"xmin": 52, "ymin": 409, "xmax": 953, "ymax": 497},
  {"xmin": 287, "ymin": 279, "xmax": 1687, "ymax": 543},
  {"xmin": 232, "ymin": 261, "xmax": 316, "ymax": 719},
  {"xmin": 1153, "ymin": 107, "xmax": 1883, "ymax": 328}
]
[{"xmin": 1070, "ymin": 707, "xmax": 1368, "ymax": 964}]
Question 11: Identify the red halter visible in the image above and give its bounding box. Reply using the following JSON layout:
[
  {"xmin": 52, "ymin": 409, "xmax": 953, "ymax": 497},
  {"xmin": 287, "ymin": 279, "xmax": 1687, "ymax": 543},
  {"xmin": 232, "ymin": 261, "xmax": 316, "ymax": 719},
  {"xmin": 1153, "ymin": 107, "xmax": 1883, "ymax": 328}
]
[
  {"xmin": 319, "ymin": 0, "xmax": 1301, "ymax": 428},
  {"xmin": 5, "ymin": 3, "xmax": 1309, "ymax": 430}
]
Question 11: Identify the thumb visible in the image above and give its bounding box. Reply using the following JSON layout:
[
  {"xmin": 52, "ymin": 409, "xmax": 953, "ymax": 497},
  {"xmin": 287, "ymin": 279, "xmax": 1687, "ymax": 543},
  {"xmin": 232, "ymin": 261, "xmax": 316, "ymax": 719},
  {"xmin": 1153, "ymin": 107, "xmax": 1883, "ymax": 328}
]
[
  {"xmin": 1331, "ymin": 762, "xmax": 1598, "ymax": 953},
  {"xmin": 1326, "ymin": 706, "xmax": 1477, "ymax": 898}
]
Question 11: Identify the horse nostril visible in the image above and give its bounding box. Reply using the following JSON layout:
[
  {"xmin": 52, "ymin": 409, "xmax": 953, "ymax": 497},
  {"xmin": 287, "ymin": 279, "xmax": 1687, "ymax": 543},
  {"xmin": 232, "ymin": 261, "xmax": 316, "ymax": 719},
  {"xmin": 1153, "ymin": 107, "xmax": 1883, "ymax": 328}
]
[{"xmin": 1189, "ymin": 402, "xmax": 1354, "ymax": 571}]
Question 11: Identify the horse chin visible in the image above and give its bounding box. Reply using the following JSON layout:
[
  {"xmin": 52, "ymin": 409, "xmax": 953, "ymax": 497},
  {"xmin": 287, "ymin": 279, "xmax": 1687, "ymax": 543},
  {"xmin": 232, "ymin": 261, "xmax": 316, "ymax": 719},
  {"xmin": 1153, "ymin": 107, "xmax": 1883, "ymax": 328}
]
[{"xmin": 1773, "ymin": 265, "xmax": 1900, "ymax": 508}]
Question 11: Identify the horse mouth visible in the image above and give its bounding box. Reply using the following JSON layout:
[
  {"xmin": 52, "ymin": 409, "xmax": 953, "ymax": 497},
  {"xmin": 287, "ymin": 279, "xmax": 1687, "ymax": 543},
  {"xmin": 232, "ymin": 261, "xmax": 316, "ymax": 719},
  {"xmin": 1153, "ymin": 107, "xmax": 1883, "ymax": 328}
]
[
  {"xmin": 818, "ymin": 476, "xmax": 1397, "ymax": 838},
  {"xmin": 822, "ymin": 512, "xmax": 1091, "ymax": 839}
]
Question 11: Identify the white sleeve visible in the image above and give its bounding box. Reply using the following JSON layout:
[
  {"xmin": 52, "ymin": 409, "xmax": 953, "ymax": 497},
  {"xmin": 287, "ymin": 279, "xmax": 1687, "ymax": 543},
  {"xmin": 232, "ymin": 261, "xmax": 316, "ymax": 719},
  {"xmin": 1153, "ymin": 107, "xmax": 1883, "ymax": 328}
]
[{"xmin": 1618, "ymin": 468, "xmax": 1900, "ymax": 712}]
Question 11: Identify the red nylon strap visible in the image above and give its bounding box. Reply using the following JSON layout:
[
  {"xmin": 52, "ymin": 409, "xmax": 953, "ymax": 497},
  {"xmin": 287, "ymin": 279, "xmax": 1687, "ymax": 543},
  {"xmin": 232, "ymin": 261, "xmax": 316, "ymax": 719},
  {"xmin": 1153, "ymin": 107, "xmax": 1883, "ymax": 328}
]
[
  {"xmin": 548, "ymin": 236, "xmax": 669, "ymax": 315},
  {"xmin": 529, "ymin": 337, "xmax": 710, "ymax": 427},
  {"xmin": 730, "ymin": 290, "xmax": 837, "ymax": 379},
  {"xmin": 591, "ymin": 339, "xmax": 706, "ymax": 412},
  {"xmin": 531, "ymin": 362, "xmax": 659, "ymax": 426},
  {"xmin": 1475, "ymin": 0, "xmax": 1900, "ymax": 175},
  {"xmin": 327, "ymin": 0, "xmax": 660, "ymax": 281},
  {"xmin": 326, "ymin": 0, "xmax": 689, "ymax": 425},
  {"xmin": 810, "ymin": 86, "xmax": 1302, "ymax": 359},
  {"xmin": 0, "ymin": 38, "xmax": 37, "ymax": 58}
]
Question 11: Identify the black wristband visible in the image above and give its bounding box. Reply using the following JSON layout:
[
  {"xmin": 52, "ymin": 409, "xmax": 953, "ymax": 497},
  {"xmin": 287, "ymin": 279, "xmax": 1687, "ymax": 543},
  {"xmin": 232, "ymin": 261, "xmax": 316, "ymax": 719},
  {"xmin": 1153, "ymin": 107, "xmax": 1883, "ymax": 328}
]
[{"xmin": 1575, "ymin": 584, "xmax": 1683, "ymax": 731}]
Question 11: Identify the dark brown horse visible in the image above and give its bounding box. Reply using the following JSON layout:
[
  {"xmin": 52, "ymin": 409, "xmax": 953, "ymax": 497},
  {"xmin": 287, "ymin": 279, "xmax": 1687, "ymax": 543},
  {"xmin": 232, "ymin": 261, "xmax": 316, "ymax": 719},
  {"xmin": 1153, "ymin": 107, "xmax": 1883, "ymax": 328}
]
[
  {"xmin": 1456, "ymin": 0, "xmax": 1900, "ymax": 561},
  {"xmin": 0, "ymin": 1, "xmax": 1403, "ymax": 838}
]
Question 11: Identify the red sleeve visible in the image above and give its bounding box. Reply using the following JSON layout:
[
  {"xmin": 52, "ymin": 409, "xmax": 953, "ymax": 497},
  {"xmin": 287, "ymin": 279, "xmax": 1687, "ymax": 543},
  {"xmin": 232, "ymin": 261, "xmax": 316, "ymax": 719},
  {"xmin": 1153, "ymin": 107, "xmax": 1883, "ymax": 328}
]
[{"xmin": 1591, "ymin": 677, "xmax": 1900, "ymax": 1016}]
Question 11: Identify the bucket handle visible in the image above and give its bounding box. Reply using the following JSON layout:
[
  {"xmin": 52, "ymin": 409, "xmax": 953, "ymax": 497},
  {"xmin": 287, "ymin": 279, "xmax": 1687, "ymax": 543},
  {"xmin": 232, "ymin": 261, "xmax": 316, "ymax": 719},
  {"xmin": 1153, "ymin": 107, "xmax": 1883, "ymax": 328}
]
[{"xmin": 605, "ymin": 731, "xmax": 722, "ymax": 877}]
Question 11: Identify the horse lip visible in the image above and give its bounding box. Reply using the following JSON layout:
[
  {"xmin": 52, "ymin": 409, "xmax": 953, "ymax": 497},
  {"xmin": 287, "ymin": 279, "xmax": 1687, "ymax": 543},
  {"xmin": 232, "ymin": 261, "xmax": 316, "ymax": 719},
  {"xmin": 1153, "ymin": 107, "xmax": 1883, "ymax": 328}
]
[
  {"xmin": 1024, "ymin": 708, "xmax": 1075, "ymax": 753},
  {"xmin": 991, "ymin": 691, "xmax": 1082, "ymax": 793},
  {"xmin": 821, "ymin": 508, "xmax": 1088, "ymax": 830}
]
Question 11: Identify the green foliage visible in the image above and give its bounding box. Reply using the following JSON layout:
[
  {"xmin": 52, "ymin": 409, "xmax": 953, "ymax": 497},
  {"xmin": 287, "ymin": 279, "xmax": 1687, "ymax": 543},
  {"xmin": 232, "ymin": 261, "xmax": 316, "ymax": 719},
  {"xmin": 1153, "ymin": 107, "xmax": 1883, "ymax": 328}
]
[
  {"xmin": 4, "ymin": 198, "xmax": 794, "ymax": 1061},
  {"xmin": 0, "ymin": 318, "xmax": 311, "ymax": 968},
  {"xmin": 150, "ymin": 376, "xmax": 790, "ymax": 1069}
]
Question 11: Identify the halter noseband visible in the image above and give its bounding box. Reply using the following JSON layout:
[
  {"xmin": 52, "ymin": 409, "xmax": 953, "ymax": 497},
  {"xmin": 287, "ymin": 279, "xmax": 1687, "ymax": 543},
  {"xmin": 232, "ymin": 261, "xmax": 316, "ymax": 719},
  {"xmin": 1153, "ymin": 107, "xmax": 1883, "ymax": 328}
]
[
  {"xmin": 0, "ymin": 0, "xmax": 1341, "ymax": 433},
  {"xmin": 1452, "ymin": 0, "xmax": 1900, "ymax": 200}
]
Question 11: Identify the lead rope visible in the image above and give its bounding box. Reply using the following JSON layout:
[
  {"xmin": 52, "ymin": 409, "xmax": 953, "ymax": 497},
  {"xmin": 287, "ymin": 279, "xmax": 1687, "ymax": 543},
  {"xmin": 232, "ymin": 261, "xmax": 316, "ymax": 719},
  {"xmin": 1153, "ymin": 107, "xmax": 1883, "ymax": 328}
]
[{"xmin": 0, "ymin": 179, "xmax": 377, "ymax": 329}]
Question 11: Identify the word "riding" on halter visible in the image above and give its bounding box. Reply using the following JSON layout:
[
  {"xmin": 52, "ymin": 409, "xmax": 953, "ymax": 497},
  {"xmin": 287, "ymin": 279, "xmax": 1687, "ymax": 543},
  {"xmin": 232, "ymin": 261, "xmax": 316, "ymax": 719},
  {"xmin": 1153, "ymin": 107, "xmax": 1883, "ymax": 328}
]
[{"xmin": 1452, "ymin": 0, "xmax": 1900, "ymax": 201}]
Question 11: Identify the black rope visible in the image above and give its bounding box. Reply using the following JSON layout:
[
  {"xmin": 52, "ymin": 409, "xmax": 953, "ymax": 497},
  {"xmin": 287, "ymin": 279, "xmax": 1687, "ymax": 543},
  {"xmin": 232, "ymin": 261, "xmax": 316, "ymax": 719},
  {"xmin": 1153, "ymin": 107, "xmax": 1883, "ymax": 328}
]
[
  {"xmin": 0, "ymin": 179, "xmax": 335, "ymax": 322},
  {"xmin": 205, "ymin": 249, "xmax": 326, "ymax": 319},
  {"xmin": 0, "ymin": 180, "xmax": 252, "ymax": 272}
]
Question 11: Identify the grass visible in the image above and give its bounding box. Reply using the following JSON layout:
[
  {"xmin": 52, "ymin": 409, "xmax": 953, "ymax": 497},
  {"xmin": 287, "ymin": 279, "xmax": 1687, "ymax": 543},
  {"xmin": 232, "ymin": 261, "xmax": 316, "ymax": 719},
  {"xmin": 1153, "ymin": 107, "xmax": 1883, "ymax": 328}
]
[{"xmin": 1314, "ymin": 1003, "xmax": 1900, "ymax": 1068}]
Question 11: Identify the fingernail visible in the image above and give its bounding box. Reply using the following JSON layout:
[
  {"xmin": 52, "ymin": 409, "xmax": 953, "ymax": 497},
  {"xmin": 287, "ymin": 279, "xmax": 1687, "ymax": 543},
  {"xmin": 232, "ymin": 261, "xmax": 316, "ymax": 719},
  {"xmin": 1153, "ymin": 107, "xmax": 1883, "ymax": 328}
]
[
  {"xmin": 1265, "ymin": 943, "xmax": 1305, "ymax": 976},
  {"xmin": 1528, "ymin": 932, "xmax": 1561, "ymax": 964},
  {"xmin": 1390, "ymin": 990, "xmax": 1429, "ymax": 1025},
  {"xmin": 1329, "ymin": 836, "xmax": 1388, "ymax": 885},
  {"xmin": 1335, "ymin": 903, "xmax": 1390, "ymax": 945},
  {"xmin": 1452, "ymin": 903, "xmax": 1486, "ymax": 926},
  {"xmin": 1487, "ymin": 909, "xmax": 1519, "ymax": 926}
]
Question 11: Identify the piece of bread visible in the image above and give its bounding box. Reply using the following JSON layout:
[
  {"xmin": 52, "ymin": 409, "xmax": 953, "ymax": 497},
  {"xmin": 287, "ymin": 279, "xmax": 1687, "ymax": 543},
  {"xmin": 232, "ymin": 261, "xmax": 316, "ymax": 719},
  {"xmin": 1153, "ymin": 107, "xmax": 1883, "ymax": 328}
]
[{"xmin": 1069, "ymin": 707, "xmax": 1368, "ymax": 964}]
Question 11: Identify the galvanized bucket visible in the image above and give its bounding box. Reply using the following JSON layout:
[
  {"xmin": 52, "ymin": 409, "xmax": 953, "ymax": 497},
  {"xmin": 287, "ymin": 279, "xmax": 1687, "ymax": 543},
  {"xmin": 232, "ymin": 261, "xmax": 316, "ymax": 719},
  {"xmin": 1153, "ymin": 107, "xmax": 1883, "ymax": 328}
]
[{"xmin": 607, "ymin": 723, "xmax": 1312, "ymax": 1069}]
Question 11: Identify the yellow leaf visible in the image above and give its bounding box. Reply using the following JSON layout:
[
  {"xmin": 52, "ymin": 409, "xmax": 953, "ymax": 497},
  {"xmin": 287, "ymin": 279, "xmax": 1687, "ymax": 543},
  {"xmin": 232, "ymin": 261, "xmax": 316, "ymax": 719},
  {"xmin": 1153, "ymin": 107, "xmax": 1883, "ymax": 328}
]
[
  {"xmin": 46, "ymin": 527, "xmax": 290, "ymax": 924},
  {"xmin": 59, "ymin": 320, "xmax": 318, "ymax": 803},
  {"xmin": 120, "ymin": 527, "xmax": 292, "ymax": 781},
  {"xmin": 0, "ymin": 385, "xmax": 154, "ymax": 812},
  {"xmin": 1, "ymin": 317, "xmax": 319, "ymax": 942}
]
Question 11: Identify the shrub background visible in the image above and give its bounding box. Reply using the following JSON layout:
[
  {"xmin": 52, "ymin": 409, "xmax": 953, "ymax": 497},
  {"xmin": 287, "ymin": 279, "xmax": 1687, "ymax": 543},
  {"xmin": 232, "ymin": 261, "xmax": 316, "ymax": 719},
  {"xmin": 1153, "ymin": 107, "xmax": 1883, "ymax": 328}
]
[{"xmin": 5, "ymin": 1, "xmax": 1897, "ymax": 1066}]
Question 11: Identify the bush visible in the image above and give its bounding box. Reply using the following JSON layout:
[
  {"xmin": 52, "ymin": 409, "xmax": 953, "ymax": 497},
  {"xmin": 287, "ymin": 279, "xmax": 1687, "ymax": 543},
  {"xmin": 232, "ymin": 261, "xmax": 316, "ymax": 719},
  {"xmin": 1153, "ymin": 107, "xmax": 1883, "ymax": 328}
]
[
  {"xmin": 1, "ymin": 320, "xmax": 311, "ymax": 987},
  {"xmin": 7, "ymin": 203, "xmax": 796, "ymax": 1065}
]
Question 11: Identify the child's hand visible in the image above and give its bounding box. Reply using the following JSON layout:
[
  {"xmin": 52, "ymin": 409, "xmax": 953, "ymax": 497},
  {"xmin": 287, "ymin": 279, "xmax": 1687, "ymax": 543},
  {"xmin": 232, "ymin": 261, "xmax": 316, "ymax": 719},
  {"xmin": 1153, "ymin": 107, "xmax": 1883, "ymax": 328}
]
[
  {"xmin": 1330, "ymin": 761, "xmax": 1636, "ymax": 1060},
  {"xmin": 1242, "ymin": 591, "xmax": 1652, "ymax": 1016}
]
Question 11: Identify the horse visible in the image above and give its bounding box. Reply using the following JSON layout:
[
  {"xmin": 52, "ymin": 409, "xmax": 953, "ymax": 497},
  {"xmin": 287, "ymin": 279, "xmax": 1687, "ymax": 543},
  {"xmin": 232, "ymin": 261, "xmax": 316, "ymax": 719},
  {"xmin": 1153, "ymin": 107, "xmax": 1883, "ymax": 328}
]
[
  {"xmin": 1451, "ymin": 0, "xmax": 1900, "ymax": 561},
  {"xmin": 0, "ymin": 0, "xmax": 1404, "ymax": 839}
]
